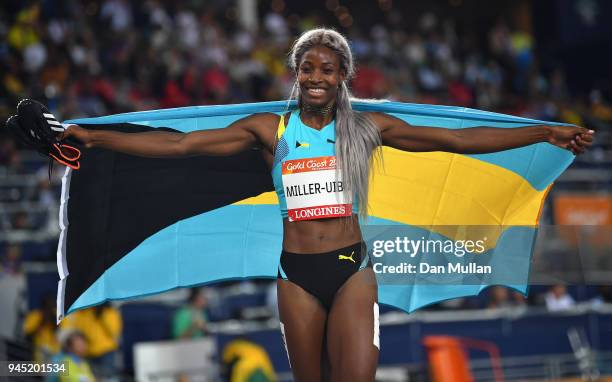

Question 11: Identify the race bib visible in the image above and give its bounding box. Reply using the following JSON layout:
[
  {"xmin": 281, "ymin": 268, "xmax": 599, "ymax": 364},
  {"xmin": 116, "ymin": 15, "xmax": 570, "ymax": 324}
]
[{"xmin": 282, "ymin": 156, "xmax": 352, "ymax": 222}]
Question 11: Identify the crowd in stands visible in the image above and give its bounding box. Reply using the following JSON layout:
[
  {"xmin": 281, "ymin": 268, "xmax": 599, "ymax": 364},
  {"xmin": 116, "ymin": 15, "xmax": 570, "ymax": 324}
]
[
  {"xmin": 1, "ymin": 2, "xmax": 611, "ymax": 130},
  {"xmin": 1, "ymin": 1, "xmax": 611, "ymax": 380},
  {"xmin": 20, "ymin": 286, "xmax": 283, "ymax": 381},
  {"xmin": 23, "ymin": 296, "xmax": 121, "ymax": 381}
]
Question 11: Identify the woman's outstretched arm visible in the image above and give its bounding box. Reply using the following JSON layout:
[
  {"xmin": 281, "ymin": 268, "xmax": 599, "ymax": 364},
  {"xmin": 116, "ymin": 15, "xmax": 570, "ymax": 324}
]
[
  {"xmin": 367, "ymin": 112, "xmax": 594, "ymax": 155},
  {"xmin": 61, "ymin": 113, "xmax": 279, "ymax": 158}
]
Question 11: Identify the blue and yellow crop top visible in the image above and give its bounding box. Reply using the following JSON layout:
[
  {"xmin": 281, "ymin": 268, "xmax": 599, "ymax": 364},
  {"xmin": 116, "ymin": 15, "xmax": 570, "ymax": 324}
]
[{"xmin": 272, "ymin": 110, "xmax": 359, "ymax": 221}]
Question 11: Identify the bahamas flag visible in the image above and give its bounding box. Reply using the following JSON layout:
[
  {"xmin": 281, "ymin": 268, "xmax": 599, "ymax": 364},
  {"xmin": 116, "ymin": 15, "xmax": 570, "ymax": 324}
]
[{"xmin": 56, "ymin": 100, "xmax": 573, "ymax": 322}]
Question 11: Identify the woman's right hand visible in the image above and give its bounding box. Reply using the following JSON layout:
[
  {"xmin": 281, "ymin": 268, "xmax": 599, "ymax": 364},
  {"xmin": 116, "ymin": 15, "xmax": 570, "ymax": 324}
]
[{"xmin": 60, "ymin": 125, "xmax": 93, "ymax": 148}]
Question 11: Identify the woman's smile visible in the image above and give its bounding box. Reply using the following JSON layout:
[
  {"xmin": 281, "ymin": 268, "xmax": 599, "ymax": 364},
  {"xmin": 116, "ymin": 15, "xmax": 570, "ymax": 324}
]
[{"xmin": 306, "ymin": 87, "xmax": 327, "ymax": 97}]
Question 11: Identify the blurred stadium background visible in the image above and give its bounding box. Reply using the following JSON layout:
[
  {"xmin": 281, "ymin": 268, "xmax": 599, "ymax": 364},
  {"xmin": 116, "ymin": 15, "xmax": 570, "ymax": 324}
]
[{"xmin": 0, "ymin": 0, "xmax": 611, "ymax": 381}]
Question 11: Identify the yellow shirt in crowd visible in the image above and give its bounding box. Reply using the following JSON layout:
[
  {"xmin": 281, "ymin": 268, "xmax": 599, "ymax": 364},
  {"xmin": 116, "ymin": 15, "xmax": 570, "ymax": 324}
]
[
  {"xmin": 61, "ymin": 307, "xmax": 122, "ymax": 358},
  {"xmin": 47, "ymin": 354, "xmax": 96, "ymax": 382},
  {"xmin": 223, "ymin": 340, "xmax": 277, "ymax": 382},
  {"xmin": 23, "ymin": 310, "xmax": 61, "ymax": 362}
]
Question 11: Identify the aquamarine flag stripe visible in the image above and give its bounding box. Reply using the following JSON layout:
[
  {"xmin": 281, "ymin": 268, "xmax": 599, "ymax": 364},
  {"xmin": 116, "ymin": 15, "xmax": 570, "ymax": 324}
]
[
  {"xmin": 65, "ymin": 100, "xmax": 571, "ymax": 127},
  {"xmin": 64, "ymin": 100, "xmax": 574, "ymax": 191},
  {"xmin": 67, "ymin": 205, "xmax": 534, "ymax": 315},
  {"xmin": 67, "ymin": 204, "xmax": 283, "ymax": 314}
]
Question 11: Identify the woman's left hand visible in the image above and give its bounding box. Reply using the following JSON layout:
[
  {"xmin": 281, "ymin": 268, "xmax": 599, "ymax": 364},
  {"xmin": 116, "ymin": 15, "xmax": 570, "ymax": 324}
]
[{"xmin": 547, "ymin": 125, "xmax": 594, "ymax": 155}]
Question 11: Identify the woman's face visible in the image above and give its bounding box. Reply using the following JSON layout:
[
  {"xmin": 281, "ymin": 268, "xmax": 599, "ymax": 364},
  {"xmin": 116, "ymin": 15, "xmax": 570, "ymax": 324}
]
[
  {"xmin": 69, "ymin": 334, "xmax": 88, "ymax": 357},
  {"xmin": 297, "ymin": 45, "xmax": 345, "ymax": 108}
]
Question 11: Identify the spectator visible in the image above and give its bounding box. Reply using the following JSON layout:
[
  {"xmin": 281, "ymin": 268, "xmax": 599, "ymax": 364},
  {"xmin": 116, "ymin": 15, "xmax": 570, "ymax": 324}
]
[
  {"xmin": 172, "ymin": 287, "xmax": 209, "ymax": 339},
  {"xmin": 61, "ymin": 303, "xmax": 122, "ymax": 378},
  {"xmin": 1, "ymin": 243, "xmax": 22, "ymax": 275},
  {"xmin": 12, "ymin": 211, "xmax": 32, "ymax": 230},
  {"xmin": 221, "ymin": 338, "xmax": 277, "ymax": 382},
  {"xmin": 487, "ymin": 286, "xmax": 512, "ymax": 309},
  {"xmin": 591, "ymin": 285, "xmax": 612, "ymax": 305},
  {"xmin": 511, "ymin": 290, "xmax": 528, "ymax": 307},
  {"xmin": 100, "ymin": 0, "xmax": 132, "ymax": 33},
  {"xmin": 0, "ymin": 243, "xmax": 25, "ymax": 340},
  {"xmin": 47, "ymin": 329, "xmax": 96, "ymax": 382},
  {"xmin": 545, "ymin": 285, "xmax": 575, "ymax": 311},
  {"xmin": 7, "ymin": 4, "xmax": 41, "ymax": 52},
  {"xmin": 0, "ymin": 136, "xmax": 17, "ymax": 166},
  {"xmin": 23, "ymin": 294, "xmax": 60, "ymax": 362}
]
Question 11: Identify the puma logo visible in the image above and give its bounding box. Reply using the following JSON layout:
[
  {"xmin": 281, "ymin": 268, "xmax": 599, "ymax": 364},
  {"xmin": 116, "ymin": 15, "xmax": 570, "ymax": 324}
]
[{"xmin": 338, "ymin": 251, "xmax": 356, "ymax": 263}]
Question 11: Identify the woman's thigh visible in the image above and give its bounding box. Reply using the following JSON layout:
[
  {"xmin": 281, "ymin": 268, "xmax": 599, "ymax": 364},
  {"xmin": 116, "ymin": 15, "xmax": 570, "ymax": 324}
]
[
  {"xmin": 277, "ymin": 278, "xmax": 328, "ymax": 382},
  {"xmin": 326, "ymin": 268, "xmax": 379, "ymax": 382}
]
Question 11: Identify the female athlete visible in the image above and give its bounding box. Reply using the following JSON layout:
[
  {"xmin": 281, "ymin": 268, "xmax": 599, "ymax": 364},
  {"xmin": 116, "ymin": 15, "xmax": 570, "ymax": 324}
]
[{"xmin": 60, "ymin": 28, "xmax": 593, "ymax": 382}]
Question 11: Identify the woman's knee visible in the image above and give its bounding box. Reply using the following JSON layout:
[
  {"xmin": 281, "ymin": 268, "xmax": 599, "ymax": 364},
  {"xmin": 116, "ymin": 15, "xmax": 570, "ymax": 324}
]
[
  {"xmin": 276, "ymin": 281, "xmax": 328, "ymax": 382},
  {"xmin": 326, "ymin": 281, "xmax": 380, "ymax": 381}
]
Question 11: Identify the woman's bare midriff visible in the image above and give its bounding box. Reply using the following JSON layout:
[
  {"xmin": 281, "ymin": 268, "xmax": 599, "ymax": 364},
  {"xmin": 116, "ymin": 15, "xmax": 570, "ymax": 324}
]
[{"xmin": 281, "ymin": 214, "xmax": 362, "ymax": 254}]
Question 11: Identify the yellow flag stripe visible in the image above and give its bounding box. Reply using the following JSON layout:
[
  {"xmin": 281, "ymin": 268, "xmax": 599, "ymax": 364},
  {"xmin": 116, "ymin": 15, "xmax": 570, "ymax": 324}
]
[{"xmin": 232, "ymin": 148, "xmax": 549, "ymax": 248}]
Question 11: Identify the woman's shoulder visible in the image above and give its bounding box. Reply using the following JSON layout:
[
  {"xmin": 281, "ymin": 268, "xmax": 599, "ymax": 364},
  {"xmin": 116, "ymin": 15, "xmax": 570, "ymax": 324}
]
[
  {"xmin": 236, "ymin": 112, "xmax": 283, "ymax": 131},
  {"xmin": 357, "ymin": 111, "xmax": 395, "ymax": 131},
  {"xmin": 359, "ymin": 111, "xmax": 385, "ymax": 121},
  {"xmin": 247, "ymin": 112, "xmax": 282, "ymax": 123}
]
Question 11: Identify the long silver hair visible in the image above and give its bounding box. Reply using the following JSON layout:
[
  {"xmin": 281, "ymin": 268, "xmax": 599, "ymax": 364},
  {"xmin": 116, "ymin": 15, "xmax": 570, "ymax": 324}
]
[{"xmin": 286, "ymin": 28, "xmax": 382, "ymax": 218}]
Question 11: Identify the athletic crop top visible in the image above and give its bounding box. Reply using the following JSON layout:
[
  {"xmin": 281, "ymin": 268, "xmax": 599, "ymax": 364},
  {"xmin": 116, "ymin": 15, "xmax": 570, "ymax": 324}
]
[{"xmin": 272, "ymin": 109, "xmax": 359, "ymax": 221}]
